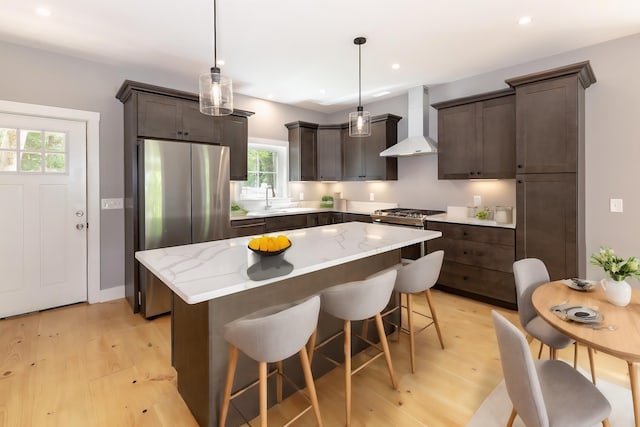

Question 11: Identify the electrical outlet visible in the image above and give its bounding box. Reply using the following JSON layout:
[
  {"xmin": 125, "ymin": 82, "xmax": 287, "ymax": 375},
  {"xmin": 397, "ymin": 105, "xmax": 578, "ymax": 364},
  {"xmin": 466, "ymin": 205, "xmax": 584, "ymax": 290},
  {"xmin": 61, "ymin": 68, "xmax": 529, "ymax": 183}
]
[
  {"xmin": 299, "ymin": 192, "xmax": 304, "ymax": 201},
  {"xmin": 610, "ymin": 198, "xmax": 623, "ymax": 213},
  {"xmin": 369, "ymin": 193, "xmax": 375, "ymax": 201},
  {"xmin": 101, "ymin": 198, "xmax": 123, "ymax": 210}
]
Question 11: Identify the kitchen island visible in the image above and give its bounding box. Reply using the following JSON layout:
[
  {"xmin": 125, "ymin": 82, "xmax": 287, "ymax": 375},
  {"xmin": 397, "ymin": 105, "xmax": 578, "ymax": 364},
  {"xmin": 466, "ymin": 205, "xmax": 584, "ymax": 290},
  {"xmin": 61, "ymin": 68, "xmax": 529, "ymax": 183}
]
[{"xmin": 136, "ymin": 222, "xmax": 441, "ymax": 426}]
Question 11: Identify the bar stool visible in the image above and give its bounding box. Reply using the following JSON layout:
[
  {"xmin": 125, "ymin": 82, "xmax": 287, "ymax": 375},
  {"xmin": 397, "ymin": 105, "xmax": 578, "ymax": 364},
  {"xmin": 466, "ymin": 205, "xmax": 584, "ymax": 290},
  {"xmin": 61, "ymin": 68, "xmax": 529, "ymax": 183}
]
[
  {"xmin": 389, "ymin": 250, "xmax": 445, "ymax": 373},
  {"xmin": 309, "ymin": 270, "xmax": 398, "ymax": 426},
  {"xmin": 219, "ymin": 296, "xmax": 323, "ymax": 427}
]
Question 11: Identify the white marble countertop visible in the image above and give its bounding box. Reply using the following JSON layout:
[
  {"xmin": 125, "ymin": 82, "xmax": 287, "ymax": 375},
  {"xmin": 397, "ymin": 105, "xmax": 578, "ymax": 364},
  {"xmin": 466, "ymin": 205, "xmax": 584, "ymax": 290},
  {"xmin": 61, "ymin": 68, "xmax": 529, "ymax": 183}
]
[
  {"xmin": 426, "ymin": 213, "xmax": 516, "ymax": 229},
  {"xmin": 135, "ymin": 222, "xmax": 442, "ymax": 304}
]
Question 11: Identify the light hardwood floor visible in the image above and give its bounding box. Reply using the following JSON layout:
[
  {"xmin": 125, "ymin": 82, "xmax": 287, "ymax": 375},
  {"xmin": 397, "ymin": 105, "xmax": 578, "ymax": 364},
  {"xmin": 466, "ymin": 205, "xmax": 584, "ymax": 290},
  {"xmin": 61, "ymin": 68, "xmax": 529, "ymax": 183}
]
[{"xmin": 0, "ymin": 291, "xmax": 630, "ymax": 426}]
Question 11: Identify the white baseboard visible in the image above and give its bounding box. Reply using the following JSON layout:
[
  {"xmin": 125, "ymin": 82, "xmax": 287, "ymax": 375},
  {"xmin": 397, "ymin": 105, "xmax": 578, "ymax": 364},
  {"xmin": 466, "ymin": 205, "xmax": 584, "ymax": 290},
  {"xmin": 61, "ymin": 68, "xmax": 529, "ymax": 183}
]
[{"xmin": 90, "ymin": 285, "xmax": 125, "ymax": 303}]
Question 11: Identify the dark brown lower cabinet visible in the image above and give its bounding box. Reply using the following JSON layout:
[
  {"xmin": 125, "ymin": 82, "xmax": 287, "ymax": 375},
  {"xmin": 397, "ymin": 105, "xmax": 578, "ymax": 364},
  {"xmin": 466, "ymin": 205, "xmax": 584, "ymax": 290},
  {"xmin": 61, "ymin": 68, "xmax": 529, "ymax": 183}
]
[
  {"xmin": 516, "ymin": 173, "xmax": 579, "ymax": 281},
  {"xmin": 341, "ymin": 213, "xmax": 372, "ymax": 223},
  {"xmin": 427, "ymin": 221, "xmax": 516, "ymax": 309}
]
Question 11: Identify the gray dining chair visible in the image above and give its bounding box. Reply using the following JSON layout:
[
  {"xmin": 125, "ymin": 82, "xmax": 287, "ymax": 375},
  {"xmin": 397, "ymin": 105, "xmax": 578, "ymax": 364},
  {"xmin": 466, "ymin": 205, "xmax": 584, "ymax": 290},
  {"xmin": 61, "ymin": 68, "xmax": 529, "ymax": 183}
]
[
  {"xmin": 513, "ymin": 258, "xmax": 596, "ymax": 383},
  {"xmin": 219, "ymin": 296, "xmax": 323, "ymax": 427},
  {"xmin": 492, "ymin": 311, "xmax": 611, "ymax": 427}
]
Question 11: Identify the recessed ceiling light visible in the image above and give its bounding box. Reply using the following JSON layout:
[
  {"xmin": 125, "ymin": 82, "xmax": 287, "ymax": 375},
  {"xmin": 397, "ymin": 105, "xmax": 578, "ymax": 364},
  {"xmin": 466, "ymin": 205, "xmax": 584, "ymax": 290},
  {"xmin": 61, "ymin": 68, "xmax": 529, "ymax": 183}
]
[
  {"xmin": 267, "ymin": 94, "xmax": 274, "ymax": 99},
  {"xmin": 319, "ymin": 89, "xmax": 326, "ymax": 95},
  {"xmin": 35, "ymin": 7, "xmax": 51, "ymax": 17},
  {"xmin": 391, "ymin": 63, "xmax": 400, "ymax": 70},
  {"xmin": 373, "ymin": 91, "xmax": 390, "ymax": 98},
  {"xmin": 518, "ymin": 16, "xmax": 532, "ymax": 25}
]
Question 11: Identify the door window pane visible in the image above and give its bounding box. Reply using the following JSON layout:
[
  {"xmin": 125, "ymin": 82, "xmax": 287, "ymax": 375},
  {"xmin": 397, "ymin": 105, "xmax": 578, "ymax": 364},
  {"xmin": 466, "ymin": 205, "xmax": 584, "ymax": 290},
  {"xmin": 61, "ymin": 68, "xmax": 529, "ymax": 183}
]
[
  {"xmin": 44, "ymin": 132, "xmax": 66, "ymax": 152},
  {"xmin": 45, "ymin": 153, "xmax": 66, "ymax": 173},
  {"xmin": 21, "ymin": 130, "xmax": 42, "ymax": 150},
  {"xmin": 0, "ymin": 128, "xmax": 17, "ymax": 149},
  {"xmin": 0, "ymin": 151, "xmax": 17, "ymax": 171},
  {"xmin": 20, "ymin": 152, "xmax": 42, "ymax": 172}
]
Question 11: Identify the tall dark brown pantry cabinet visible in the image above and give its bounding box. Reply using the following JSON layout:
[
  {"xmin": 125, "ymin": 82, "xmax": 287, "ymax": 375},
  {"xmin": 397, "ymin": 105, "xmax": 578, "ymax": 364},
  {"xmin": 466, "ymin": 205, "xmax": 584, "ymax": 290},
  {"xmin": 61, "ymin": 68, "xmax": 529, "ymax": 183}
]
[{"xmin": 506, "ymin": 62, "xmax": 596, "ymax": 280}]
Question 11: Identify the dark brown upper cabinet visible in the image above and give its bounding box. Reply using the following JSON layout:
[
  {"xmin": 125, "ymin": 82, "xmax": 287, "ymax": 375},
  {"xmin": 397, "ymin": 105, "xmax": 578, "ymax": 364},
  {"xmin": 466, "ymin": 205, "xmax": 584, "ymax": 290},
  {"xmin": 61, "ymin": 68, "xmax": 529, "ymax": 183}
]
[
  {"xmin": 116, "ymin": 80, "xmax": 254, "ymax": 182},
  {"xmin": 506, "ymin": 61, "xmax": 596, "ymax": 174},
  {"xmin": 342, "ymin": 114, "xmax": 400, "ymax": 181},
  {"xmin": 285, "ymin": 114, "xmax": 400, "ymax": 182},
  {"xmin": 316, "ymin": 125, "xmax": 342, "ymax": 181},
  {"xmin": 433, "ymin": 89, "xmax": 515, "ymax": 180},
  {"xmin": 285, "ymin": 121, "xmax": 318, "ymax": 181}
]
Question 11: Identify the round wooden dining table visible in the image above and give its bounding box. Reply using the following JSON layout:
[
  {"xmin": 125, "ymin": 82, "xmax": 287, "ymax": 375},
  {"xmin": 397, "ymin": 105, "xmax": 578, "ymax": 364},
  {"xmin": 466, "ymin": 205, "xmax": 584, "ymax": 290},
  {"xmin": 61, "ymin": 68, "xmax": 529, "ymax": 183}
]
[{"xmin": 532, "ymin": 280, "xmax": 640, "ymax": 427}]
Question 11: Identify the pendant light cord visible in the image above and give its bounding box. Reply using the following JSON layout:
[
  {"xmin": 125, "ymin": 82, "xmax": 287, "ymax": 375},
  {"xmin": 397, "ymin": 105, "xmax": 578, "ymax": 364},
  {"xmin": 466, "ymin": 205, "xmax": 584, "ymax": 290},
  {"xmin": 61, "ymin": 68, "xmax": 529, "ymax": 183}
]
[
  {"xmin": 358, "ymin": 43, "xmax": 362, "ymax": 107},
  {"xmin": 213, "ymin": 0, "xmax": 217, "ymax": 67}
]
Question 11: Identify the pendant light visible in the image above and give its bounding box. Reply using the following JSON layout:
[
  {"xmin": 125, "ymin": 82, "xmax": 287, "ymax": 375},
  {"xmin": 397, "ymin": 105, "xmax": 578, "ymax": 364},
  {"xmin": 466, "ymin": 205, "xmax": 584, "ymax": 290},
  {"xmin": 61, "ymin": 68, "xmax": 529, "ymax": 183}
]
[
  {"xmin": 199, "ymin": 0, "xmax": 233, "ymax": 116},
  {"xmin": 349, "ymin": 36, "xmax": 371, "ymax": 137}
]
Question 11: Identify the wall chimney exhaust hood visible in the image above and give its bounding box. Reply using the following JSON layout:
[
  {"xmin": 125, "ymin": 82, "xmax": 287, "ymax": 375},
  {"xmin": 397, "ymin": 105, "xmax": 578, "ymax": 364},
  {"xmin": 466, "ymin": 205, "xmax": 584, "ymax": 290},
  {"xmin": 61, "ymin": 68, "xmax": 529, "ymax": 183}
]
[{"xmin": 380, "ymin": 86, "xmax": 438, "ymax": 157}]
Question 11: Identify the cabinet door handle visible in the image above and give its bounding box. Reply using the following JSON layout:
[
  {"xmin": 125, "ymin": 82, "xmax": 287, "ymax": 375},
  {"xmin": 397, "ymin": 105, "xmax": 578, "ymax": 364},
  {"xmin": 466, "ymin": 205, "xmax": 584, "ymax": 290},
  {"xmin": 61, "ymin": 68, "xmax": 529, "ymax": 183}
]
[
  {"xmin": 463, "ymin": 276, "xmax": 469, "ymax": 280},
  {"xmin": 463, "ymin": 251, "xmax": 467, "ymax": 255},
  {"xmin": 517, "ymin": 180, "xmax": 523, "ymax": 184},
  {"xmin": 469, "ymin": 171, "xmax": 475, "ymax": 176},
  {"xmin": 184, "ymin": 132, "xmax": 189, "ymax": 136},
  {"xmin": 177, "ymin": 131, "xmax": 183, "ymax": 135},
  {"xmin": 517, "ymin": 164, "xmax": 523, "ymax": 168},
  {"xmin": 477, "ymin": 171, "xmax": 481, "ymax": 175},
  {"xmin": 463, "ymin": 231, "xmax": 468, "ymax": 236}
]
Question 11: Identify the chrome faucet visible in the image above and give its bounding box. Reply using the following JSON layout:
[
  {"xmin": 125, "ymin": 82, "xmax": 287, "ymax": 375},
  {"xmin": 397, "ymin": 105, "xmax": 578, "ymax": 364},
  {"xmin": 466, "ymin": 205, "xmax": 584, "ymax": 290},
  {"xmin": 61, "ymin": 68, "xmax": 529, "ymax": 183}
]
[{"xmin": 265, "ymin": 185, "xmax": 275, "ymax": 209}]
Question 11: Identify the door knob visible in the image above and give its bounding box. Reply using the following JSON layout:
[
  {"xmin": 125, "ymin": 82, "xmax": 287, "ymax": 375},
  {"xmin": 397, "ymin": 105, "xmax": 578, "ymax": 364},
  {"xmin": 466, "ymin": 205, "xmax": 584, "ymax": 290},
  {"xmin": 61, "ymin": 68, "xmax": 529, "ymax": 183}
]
[
  {"xmin": 76, "ymin": 210, "xmax": 85, "ymax": 217},
  {"xmin": 76, "ymin": 223, "xmax": 85, "ymax": 230}
]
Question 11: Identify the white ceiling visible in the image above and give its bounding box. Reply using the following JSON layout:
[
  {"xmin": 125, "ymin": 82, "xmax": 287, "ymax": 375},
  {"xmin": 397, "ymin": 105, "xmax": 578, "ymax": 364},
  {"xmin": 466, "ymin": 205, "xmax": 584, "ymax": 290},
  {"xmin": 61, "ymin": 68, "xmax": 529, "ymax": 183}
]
[{"xmin": 1, "ymin": 0, "xmax": 639, "ymax": 113}]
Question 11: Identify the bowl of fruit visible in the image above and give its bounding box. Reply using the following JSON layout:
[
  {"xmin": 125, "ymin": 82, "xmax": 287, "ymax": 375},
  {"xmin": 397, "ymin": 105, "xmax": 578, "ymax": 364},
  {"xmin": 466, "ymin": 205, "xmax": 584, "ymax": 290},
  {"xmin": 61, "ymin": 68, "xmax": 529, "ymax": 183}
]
[{"xmin": 248, "ymin": 234, "xmax": 292, "ymax": 256}]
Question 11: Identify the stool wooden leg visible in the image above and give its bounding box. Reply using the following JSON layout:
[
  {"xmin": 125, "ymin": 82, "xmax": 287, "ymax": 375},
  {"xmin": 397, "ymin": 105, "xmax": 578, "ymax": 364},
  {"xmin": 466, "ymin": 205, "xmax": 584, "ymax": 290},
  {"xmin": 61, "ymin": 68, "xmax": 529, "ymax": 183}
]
[
  {"xmin": 573, "ymin": 342, "xmax": 579, "ymax": 368},
  {"xmin": 344, "ymin": 320, "xmax": 352, "ymax": 427},
  {"xmin": 425, "ymin": 289, "xmax": 445, "ymax": 349},
  {"xmin": 602, "ymin": 418, "xmax": 611, "ymax": 427},
  {"xmin": 299, "ymin": 346, "xmax": 323, "ymax": 426},
  {"xmin": 537, "ymin": 342, "xmax": 544, "ymax": 359},
  {"xmin": 259, "ymin": 361, "xmax": 268, "ymax": 427},
  {"xmin": 308, "ymin": 328, "xmax": 317, "ymax": 365},
  {"xmin": 219, "ymin": 345, "xmax": 238, "ymax": 427},
  {"xmin": 361, "ymin": 318, "xmax": 369, "ymax": 341},
  {"xmin": 276, "ymin": 361, "xmax": 283, "ymax": 403},
  {"xmin": 588, "ymin": 346, "xmax": 597, "ymax": 384},
  {"xmin": 506, "ymin": 406, "xmax": 517, "ymax": 427},
  {"xmin": 375, "ymin": 313, "xmax": 398, "ymax": 389},
  {"xmin": 550, "ymin": 347, "xmax": 557, "ymax": 360},
  {"xmin": 406, "ymin": 293, "xmax": 416, "ymax": 373}
]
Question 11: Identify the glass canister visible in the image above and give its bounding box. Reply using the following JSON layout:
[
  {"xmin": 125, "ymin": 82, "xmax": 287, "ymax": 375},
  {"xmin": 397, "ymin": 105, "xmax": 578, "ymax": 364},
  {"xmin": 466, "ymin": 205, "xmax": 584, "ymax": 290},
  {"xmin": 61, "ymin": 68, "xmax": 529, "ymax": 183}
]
[{"xmin": 495, "ymin": 206, "xmax": 513, "ymax": 224}]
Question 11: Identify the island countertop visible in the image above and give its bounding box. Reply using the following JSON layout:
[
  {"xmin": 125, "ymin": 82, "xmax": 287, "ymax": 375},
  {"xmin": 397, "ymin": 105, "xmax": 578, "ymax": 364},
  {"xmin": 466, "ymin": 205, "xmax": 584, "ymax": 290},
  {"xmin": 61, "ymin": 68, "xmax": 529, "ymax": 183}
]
[{"xmin": 135, "ymin": 221, "xmax": 441, "ymax": 304}]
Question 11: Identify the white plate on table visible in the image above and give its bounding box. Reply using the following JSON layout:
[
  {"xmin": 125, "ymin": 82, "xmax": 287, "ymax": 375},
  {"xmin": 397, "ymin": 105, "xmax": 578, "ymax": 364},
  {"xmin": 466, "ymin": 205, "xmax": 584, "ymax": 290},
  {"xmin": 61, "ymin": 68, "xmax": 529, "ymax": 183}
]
[
  {"xmin": 561, "ymin": 278, "xmax": 597, "ymax": 292},
  {"xmin": 565, "ymin": 306, "xmax": 603, "ymax": 324}
]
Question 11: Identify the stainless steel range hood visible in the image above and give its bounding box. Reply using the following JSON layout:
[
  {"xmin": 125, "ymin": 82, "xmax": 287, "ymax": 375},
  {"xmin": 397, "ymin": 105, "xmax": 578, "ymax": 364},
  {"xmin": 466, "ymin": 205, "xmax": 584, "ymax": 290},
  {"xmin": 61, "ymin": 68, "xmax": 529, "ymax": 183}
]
[{"xmin": 380, "ymin": 86, "xmax": 438, "ymax": 157}]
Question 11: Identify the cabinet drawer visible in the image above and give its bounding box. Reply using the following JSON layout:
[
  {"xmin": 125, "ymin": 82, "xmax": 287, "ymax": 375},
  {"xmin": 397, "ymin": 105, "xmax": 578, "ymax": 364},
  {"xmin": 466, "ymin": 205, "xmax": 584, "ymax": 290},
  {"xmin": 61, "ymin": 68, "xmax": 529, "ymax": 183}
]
[
  {"xmin": 427, "ymin": 222, "xmax": 514, "ymax": 246},
  {"xmin": 265, "ymin": 215, "xmax": 309, "ymax": 232},
  {"xmin": 229, "ymin": 219, "xmax": 266, "ymax": 238},
  {"xmin": 428, "ymin": 238, "xmax": 514, "ymax": 273},
  {"xmin": 437, "ymin": 260, "xmax": 516, "ymax": 305}
]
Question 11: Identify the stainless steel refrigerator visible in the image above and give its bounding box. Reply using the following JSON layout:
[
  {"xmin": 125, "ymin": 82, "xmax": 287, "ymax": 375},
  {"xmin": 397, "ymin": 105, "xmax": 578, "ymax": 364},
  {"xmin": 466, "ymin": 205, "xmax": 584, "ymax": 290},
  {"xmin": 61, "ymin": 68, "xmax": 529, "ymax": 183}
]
[{"xmin": 137, "ymin": 140, "xmax": 230, "ymax": 318}]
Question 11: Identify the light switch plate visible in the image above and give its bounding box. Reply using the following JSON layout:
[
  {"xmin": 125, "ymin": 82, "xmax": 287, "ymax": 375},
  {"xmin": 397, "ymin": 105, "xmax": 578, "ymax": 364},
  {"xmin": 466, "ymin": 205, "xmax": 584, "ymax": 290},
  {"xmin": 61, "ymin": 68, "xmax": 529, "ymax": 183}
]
[
  {"xmin": 101, "ymin": 198, "xmax": 124, "ymax": 210},
  {"xmin": 610, "ymin": 198, "xmax": 623, "ymax": 213}
]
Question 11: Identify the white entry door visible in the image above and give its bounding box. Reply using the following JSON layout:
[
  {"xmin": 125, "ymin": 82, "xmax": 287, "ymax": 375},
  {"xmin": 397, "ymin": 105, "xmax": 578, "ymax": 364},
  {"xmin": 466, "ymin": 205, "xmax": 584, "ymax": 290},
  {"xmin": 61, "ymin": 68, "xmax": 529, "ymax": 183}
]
[{"xmin": 0, "ymin": 113, "xmax": 87, "ymax": 318}]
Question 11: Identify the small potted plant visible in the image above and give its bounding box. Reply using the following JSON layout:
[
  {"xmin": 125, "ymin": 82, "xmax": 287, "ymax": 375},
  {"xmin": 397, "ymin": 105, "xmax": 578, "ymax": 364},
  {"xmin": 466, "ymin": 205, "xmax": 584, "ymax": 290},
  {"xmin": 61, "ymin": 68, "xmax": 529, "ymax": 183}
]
[
  {"xmin": 320, "ymin": 195, "xmax": 334, "ymax": 208},
  {"xmin": 590, "ymin": 247, "xmax": 640, "ymax": 306}
]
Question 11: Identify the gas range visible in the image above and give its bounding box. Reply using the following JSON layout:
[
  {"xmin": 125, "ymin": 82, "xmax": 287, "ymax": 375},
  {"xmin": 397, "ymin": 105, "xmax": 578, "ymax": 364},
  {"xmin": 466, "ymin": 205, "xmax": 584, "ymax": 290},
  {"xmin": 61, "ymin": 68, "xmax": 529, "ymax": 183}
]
[{"xmin": 371, "ymin": 208, "xmax": 445, "ymax": 228}]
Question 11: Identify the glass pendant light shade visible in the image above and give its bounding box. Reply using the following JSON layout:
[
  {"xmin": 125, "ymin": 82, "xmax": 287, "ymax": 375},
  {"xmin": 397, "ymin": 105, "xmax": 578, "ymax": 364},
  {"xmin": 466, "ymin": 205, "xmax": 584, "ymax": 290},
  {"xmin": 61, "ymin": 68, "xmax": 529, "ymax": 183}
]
[
  {"xmin": 199, "ymin": 0, "xmax": 233, "ymax": 116},
  {"xmin": 199, "ymin": 66, "xmax": 233, "ymax": 116},
  {"xmin": 348, "ymin": 36, "xmax": 370, "ymax": 137},
  {"xmin": 349, "ymin": 106, "xmax": 371, "ymax": 137}
]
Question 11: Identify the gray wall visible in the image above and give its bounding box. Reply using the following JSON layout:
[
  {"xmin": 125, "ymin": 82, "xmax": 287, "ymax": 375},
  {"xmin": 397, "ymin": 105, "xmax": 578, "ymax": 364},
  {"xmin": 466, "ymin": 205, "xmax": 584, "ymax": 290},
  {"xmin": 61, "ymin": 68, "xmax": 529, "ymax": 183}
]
[{"xmin": 0, "ymin": 40, "xmax": 324, "ymax": 290}]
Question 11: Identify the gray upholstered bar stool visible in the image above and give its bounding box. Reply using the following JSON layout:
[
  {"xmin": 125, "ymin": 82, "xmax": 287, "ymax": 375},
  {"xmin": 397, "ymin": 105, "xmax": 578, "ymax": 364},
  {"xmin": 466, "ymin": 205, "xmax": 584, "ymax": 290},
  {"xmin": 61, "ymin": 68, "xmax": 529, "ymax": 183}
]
[
  {"xmin": 219, "ymin": 296, "xmax": 323, "ymax": 427},
  {"xmin": 309, "ymin": 270, "xmax": 398, "ymax": 427},
  {"xmin": 388, "ymin": 250, "xmax": 445, "ymax": 373}
]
